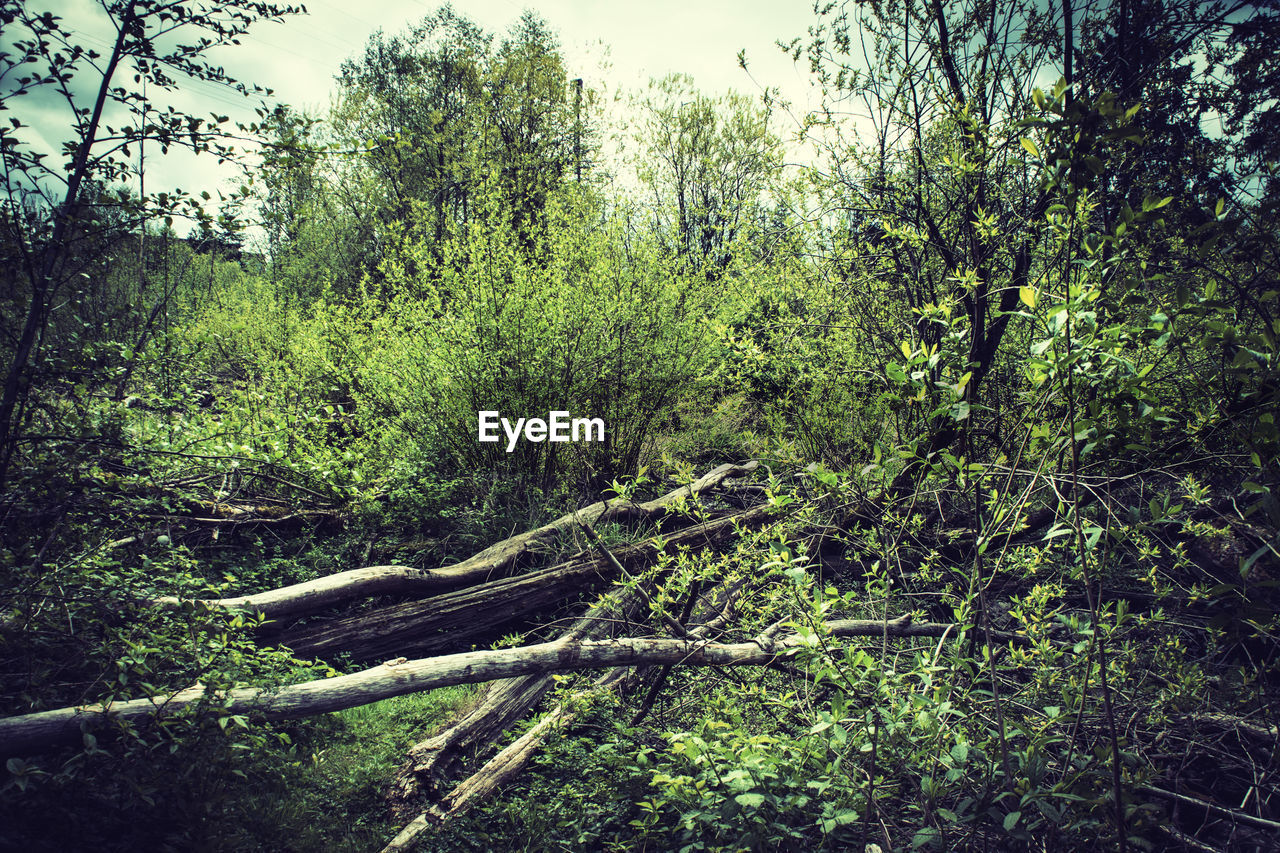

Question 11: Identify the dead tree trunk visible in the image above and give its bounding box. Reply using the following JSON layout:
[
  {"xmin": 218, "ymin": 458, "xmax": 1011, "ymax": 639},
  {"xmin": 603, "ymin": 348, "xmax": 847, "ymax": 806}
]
[
  {"xmin": 157, "ymin": 462, "xmax": 760, "ymax": 621},
  {"xmin": 0, "ymin": 618, "xmax": 1018, "ymax": 756},
  {"xmin": 382, "ymin": 569, "xmax": 758, "ymax": 849},
  {"xmin": 281, "ymin": 504, "xmax": 771, "ymax": 662},
  {"xmin": 385, "ymin": 568, "xmax": 651, "ymax": 804},
  {"xmin": 380, "ymin": 667, "xmax": 634, "ymax": 853}
]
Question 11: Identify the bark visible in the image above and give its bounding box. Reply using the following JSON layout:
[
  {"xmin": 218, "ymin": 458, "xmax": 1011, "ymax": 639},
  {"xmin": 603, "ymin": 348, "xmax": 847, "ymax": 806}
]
[
  {"xmin": 158, "ymin": 461, "xmax": 760, "ymax": 621},
  {"xmin": 385, "ymin": 572, "xmax": 649, "ymax": 804},
  {"xmin": 0, "ymin": 617, "xmax": 1019, "ymax": 756},
  {"xmin": 279, "ymin": 504, "xmax": 772, "ymax": 662},
  {"xmin": 380, "ymin": 668, "xmax": 633, "ymax": 853},
  {"xmin": 156, "ymin": 566, "xmax": 439, "ymax": 622},
  {"xmin": 383, "ymin": 573, "xmax": 757, "ymax": 848},
  {"xmin": 386, "ymin": 568, "xmax": 749, "ymax": 810}
]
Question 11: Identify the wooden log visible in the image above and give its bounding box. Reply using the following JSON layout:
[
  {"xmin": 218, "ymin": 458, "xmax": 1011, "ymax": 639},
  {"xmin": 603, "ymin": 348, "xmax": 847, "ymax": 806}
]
[
  {"xmin": 282, "ymin": 504, "xmax": 770, "ymax": 662},
  {"xmin": 385, "ymin": 571, "xmax": 650, "ymax": 805},
  {"xmin": 383, "ymin": 574, "xmax": 755, "ymax": 847},
  {"xmin": 380, "ymin": 668, "xmax": 633, "ymax": 853},
  {"xmin": 156, "ymin": 461, "xmax": 760, "ymax": 621},
  {"xmin": 0, "ymin": 617, "xmax": 1015, "ymax": 756}
]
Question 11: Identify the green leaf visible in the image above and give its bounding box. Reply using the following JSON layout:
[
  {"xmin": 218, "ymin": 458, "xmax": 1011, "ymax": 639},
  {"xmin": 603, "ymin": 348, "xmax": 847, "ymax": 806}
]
[
  {"xmin": 912, "ymin": 827, "xmax": 940, "ymax": 848},
  {"xmin": 735, "ymin": 792, "xmax": 765, "ymax": 808},
  {"xmin": 1020, "ymin": 137, "xmax": 1039, "ymax": 158},
  {"xmin": 1019, "ymin": 286, "xmax": 1037, "ymax": 308},
  {"xmin": 1004, "ymin": 811, "xmax": 1021, "ymax": 831}
]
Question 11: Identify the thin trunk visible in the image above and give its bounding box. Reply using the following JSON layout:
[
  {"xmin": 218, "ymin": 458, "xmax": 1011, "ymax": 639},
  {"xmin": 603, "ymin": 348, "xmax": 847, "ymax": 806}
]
[{"xmin": 0, "ymin": 5, "xmax": 136, "ymax": 489}]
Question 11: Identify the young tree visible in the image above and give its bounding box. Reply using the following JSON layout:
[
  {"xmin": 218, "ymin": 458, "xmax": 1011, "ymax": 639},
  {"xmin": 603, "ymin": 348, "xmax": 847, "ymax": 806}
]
[
  {"xmin": 794, "ymin": 0, "xmax": 1276, "ymax": 489},
  {"xmin": 0, "ymin": 0, "xmax": 302, "ymax": 489}
]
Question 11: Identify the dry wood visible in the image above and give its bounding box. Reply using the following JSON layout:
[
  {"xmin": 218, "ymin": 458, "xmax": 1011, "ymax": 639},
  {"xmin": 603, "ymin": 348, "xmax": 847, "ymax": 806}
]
[
  {"xmin": 380, "ymin": 668, "xmax": 633, "ymax": 853},
  {"xmin": 281, "ymin": 504, "xmax": 770, "ymax": 662},
  {"xmin": 156, "ymin": 461, "xmax": 760, "ymax": 621},
  {"xmin": 0, "ymin": 616, "xmax": 1017, "ymax": 756},
  {"xmin": 385, "ymin": 569, "xmax": 650, "ymax": 804},
  {"xmin": 380, "ymin": 576, "xmax": 769, "ymax": 848},
  {"xmin": 385, "ymin": 569, "xmax": 745, "ymax": 810},
  {"xmin": 1138, "ymin": 785, "xmax": 1280, "ymax": 833},
  {"xmin": 1190, "ymin": 712, "xmax": 1280, "ymax": 744}
]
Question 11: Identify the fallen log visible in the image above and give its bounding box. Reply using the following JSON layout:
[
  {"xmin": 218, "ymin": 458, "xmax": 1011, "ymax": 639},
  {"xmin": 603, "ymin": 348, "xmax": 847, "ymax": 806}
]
[
  {"xmin": 383, "ymin": 570, "xmax": 755, "ymax": 847},
  {"xmin": 156, "ymin": 461, "xmax": 760, "ymax": 621},
  {"xmin": 381, "ymin": 668, "xmax": 633, "ymax": 853},
  {"xmin": 386, "ymin": 560, "xmax": 751, "ymax": 811},
  {"xmin": 0, "ymin": 616, "xmax": 1025, "ymax": 756},
  {"xmin": 385, "ymin": 567, "xmax": 652, "ymax": 804},
  {"xmin": 281, "ymin": 504, "xmax": 771, "ymax": 663}
]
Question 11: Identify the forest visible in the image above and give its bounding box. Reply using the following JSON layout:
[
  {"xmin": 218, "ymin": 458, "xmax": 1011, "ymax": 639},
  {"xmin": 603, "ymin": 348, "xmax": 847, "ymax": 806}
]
[{"xmin": 1, "ymin": 0, "xmax": 1278, "ymax": 850}]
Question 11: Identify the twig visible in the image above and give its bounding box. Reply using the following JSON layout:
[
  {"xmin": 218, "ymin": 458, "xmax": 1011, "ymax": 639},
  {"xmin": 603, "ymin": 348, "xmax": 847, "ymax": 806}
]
[
  {"xmin": 1140, "ymin": 785, "xmax": 1280, "ymax": 833},
  {"xmin": 574, "ymin": 513, "xmax": 692, "ymax": 640}
]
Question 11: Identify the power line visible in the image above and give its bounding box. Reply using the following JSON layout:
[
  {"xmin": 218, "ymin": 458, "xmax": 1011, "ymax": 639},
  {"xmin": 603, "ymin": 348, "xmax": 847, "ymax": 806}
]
[{"xmin": 309, "ymin": 0, "xmax": 380, "ymax": 32}]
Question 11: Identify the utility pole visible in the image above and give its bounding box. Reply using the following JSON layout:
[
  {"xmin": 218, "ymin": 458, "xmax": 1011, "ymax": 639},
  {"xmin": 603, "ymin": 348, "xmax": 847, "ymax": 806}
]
[{"xmin": 572, "ymin": 77, "xmax": 583, "ymax": 182}]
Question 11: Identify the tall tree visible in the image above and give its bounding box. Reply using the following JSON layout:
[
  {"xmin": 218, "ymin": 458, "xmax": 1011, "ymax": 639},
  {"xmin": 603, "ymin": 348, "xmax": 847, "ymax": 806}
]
[
  {"xmin": 335, "ymin": 5, "xmax": 490, "ymax": 250},
  {"xmin": 330, "ymin": 5, "xmax": 589, "ymax": 269}
]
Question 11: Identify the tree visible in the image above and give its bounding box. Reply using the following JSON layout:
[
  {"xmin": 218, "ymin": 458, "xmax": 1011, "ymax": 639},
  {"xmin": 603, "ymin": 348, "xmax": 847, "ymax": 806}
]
[
  {"xmin": 0, "ymin": 0, "xmax": 302, "ymax": 490},
  {"xmin": 328, "ymin": 5, "xmax": 590, "ymax": 274},
  {"xmin": 334, "ymin": 4, "xmax": 490, "ymax": 253},
  {"xmin": 486, "ymin": 11, "xmax": 582, "ymax": 246},
  {"xmin": 792, "ymin": 0, "xmax": 1057, "ymax": 490},
  {"xmin": 791, "ymin": 0, "xmax": 1278, "ymax": 488},
  {"xmin": 257, "ymin": 104, "xmax": 321, "ymax": 268},
  {"xmin": 633, "ymin": 74, "xmax": 782, "ymax": 271}
]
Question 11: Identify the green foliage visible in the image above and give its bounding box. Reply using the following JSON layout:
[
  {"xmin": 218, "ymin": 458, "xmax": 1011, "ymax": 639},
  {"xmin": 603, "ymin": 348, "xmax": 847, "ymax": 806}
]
[
  {"xmin": 632, "ymin": 73, "xmax": 784, "ymax": 271},
  {"xmin": 0, "ymin": 0, "xmax": 303, "ymax": 488},
  {"xmin": 3, "ymin": 0, "xmax": 1280, "ymax": 850},
  {"xmin": 354, "ymin": 183, "xmax": 724, "ymax": 495},
  {"xmin": 1, "ymin": 675, "xmax": 476, "ymax": 851}
]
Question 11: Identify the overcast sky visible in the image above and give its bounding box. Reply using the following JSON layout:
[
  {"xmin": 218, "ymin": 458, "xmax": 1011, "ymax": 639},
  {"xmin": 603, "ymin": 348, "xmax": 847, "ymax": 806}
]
[{"xmin": 17, "ymin": 0, "xmax": 827, "ymax": 232}]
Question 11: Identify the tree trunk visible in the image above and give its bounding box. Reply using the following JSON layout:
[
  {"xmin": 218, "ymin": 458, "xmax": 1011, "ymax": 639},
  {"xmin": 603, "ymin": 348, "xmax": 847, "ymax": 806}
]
[
  {"xmin": 280, "ymin": 504, "xmax": 771, "ymax": 662},
  {"xmin": 0, "ymin": 617, "xmax": 1019, "ymax": 756},
  {"xmin": 385, "ymin": 566, "xmax": 651, "ymax": 804},
  {"xmin": 158, "ymin": 461, "xmax": 760, "ymax": 621},
  {"xmin": 382, "ymin": 569, "xmax": 756, "ymax": 848}
]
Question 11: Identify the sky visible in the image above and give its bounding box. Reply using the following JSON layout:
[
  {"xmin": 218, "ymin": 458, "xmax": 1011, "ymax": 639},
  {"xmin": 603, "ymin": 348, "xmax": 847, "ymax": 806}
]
[{"xmin": 13, "ymin": 0, "xmax": 829, "ymax": 233}]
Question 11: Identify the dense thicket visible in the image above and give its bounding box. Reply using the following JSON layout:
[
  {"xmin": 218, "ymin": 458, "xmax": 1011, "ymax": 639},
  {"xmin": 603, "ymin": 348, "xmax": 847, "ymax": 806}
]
[{"xmin": 2, "ymin": 1, "xmax": 1278, "ymax": 851}]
